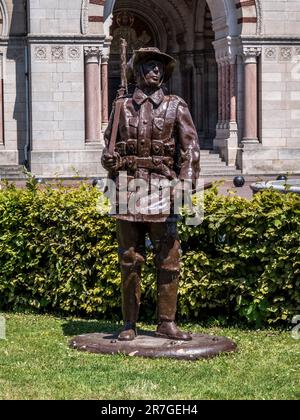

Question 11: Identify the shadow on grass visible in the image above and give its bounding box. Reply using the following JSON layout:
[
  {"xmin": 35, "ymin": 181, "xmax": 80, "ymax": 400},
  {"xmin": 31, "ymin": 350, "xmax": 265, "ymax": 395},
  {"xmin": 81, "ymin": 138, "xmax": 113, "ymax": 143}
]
[
  {"xmin": 62, "ymin": 320, "xmax": 120, "ymax": 337},
  {"xmin": 62, "ymin": 320, "xmax": 157, "ymax": 339}
]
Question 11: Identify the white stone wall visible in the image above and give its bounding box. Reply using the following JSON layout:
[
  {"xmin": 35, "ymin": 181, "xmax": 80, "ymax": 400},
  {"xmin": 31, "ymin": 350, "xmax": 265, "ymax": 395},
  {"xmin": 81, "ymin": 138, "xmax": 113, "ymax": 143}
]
[
  {"xmin": 29, "ymin": 43, "xmax": 104, "ymax": 177},
  {"xmin": 30, "ymin": 44, "xmax": 85, "ymax": 152},
  {"xmin": 238, "ymin": 2, "xmax": 300, "ymax": 174},
  {"xmin": 27, "ymin": 0, "xmax": 105, "ymax": 177},
  {"xmin": 29, "ymin": 0, "xmax": 82, "ymax": 34},
  {"xmin": 261, "ymin": 46, "xmax": 300, "ymax": 149},
  {"xmin": 262, "ymin": 0, "xmax": 300, "ymax": 37},
  {"xmin": 242, "ymin": 47, "xmax": 300, "ymax": 174},
  {"xmin": 243, "ymin": 45, "xmax": 300, "ymax": 174}
]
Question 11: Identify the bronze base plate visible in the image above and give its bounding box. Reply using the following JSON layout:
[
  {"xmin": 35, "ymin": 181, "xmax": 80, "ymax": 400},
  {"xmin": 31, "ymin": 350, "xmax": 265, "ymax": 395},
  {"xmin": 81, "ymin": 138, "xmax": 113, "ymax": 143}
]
[{"xmin": 69, "ymin": 332, "xmax": 237, "ymax": 361}]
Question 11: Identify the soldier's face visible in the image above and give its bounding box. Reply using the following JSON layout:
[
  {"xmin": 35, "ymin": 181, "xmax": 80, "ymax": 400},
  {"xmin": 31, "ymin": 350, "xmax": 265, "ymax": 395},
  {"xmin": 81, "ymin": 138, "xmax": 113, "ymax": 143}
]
[{"xmin": 141, "ymin": 59, "xmax": 164, "ymax": 88}]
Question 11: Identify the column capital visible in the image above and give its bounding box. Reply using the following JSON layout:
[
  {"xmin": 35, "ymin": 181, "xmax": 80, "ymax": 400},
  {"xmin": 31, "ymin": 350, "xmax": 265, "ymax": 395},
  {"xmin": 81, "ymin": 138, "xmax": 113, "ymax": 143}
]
[
  {"xmin": 84, "ymin": 46, "xmax": 102, "ymax": 64},
  {"xmin": 242, "ymin": 47, "xmax": 261, "ymax": 64},
  {"xmin": 101, "ymin": 54, "xmax": 109, "ymax": 64}
]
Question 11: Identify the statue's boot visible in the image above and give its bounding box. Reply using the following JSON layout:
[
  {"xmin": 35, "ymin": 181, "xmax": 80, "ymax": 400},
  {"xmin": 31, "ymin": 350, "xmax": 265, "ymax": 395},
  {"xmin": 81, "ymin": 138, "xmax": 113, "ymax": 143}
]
[
  {"xmin": 155, "ymin": 270, "xmax": 192, "ymax": 341},
  {"xmin": 118, "ymin": 322, "xmax": 137, "ymax": 342},
  {"xmin": 118, "ymin": 261, "xmax": 142, "ymax": 342}
]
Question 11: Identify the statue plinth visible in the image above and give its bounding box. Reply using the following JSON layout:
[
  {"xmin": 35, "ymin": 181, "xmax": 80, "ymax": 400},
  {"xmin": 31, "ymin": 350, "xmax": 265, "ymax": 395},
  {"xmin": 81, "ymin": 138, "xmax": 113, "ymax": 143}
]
[{"xmin": 70, "ymin": 332, "xmax": 237, "ymax": 361}]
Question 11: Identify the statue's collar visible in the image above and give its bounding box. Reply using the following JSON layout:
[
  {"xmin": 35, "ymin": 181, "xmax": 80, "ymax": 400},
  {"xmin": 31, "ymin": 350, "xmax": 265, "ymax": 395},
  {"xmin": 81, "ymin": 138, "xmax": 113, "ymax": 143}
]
[{"xmin": 133, "ymin": 88, "xmax": 164, "ymax": 106}]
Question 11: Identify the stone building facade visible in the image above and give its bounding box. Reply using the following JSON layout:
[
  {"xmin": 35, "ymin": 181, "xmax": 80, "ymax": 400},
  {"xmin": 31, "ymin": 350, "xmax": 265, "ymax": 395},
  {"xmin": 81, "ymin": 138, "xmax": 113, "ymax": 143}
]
[{"xmin": 0, "ymin": 0, "xmax": 299, "ymax": 177}]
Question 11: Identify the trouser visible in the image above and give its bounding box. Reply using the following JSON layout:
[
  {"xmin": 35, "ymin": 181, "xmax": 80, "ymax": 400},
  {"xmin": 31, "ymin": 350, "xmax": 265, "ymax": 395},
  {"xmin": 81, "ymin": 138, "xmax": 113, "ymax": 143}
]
[{"xmin": 116, "ymin": 220, "xmax": 181, "ymax": 323}]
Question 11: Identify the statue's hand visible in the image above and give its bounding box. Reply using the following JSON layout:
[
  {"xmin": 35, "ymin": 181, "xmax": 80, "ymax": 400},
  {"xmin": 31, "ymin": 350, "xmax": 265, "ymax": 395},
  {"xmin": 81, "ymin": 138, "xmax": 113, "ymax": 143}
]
[{"xmin": 101, "ymin": 152, "xmax": 121, "ymax": 172}]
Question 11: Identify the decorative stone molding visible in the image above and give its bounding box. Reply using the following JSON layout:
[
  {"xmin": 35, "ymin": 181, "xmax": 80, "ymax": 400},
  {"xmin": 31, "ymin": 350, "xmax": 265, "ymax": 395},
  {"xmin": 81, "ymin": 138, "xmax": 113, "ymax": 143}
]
[
  {"xmin": 81, "ymin": 0, "xmax": 89, "ymax": 35},
  {"xmin": 34, "ymin": 46, "xmax": 47, "ymax": 61},
  {"xmin": 68, "ymin": 46, "xmax": 81, "ymax": 60},
  {"xmin": 101, "ymin": 54, "xmax": 109, "ymax": 64},
  {"xmin": 213, "ymin": 36, "xmax": 240, "ymax": 65},
  {"xmin": 51, "ymin": 46, "xmax": 64, "ymax": 62},
  {"xmin": 295, "ymin": 47, "xmax": 300, "ymax": 56},
  {"xmin": 242, "ymin": 47, "xmax": 261, "ymax": 64},
  {"xmin": 279, "ymin": 47, "xmax": 292, "ymax": 62},
  {"xmin": 84, "ymin": 46, "xmax": 102, "ymax": 64},
  {"xmin": 0, "ymin": 0, "xmax": 8, "ymax": 37},
  {"xmin": 264, "ymin": 47, "xmax": 277, "ymax": 61},
  {"xmin": 255, "ymin": 0, "xmax": 263, "ymax": 36}
]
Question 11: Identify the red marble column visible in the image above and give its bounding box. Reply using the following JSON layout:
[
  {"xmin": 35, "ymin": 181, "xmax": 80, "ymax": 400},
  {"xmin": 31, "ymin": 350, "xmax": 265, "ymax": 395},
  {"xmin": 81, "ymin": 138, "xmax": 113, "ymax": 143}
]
[
  {"xmin": 230, "ymin": 62, "xmax": 237, "ymax": 123},
  {"xmin": 101, "ymin": 55, "xmax": 109, "ymax": 126},
  {"xmin": 217, "ymin": 63, "xmax": 222, "ymax": 128},
  {"xmin": 221, "ymin": 62, "xmax": 226, "ymax": 127},
  {"xmin": 0, "ymin": 78, "xmax": 3, "ymax": 144},
  {"xmin": 242, "ymin": 48, "xmax": 260, "ymax": 143},
  {"xmin": 225, "ymin": 62, "xmax": 230, "ymax": 127},
  {"xmin": 84, "ymin": 46, "xmax": 101, "ymax": 143}
]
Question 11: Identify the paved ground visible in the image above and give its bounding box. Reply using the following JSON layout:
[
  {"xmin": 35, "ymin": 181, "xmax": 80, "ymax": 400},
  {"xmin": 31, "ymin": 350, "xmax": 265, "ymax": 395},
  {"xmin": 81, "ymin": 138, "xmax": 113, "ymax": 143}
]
[{"xmin": 202, "ymin": 175, "xmax": 300, "ymax": 199}]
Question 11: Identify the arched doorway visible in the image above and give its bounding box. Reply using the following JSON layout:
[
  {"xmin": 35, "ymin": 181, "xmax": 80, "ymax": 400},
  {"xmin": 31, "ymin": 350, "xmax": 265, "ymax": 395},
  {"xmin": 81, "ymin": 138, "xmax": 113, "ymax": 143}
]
[
  {"xmin": 108, "ymin": 9, "xmax": 158, "ymax": 112},
  {"xmin": 108, "ymin": 0, "xmax": 218, "ymax": 150}
]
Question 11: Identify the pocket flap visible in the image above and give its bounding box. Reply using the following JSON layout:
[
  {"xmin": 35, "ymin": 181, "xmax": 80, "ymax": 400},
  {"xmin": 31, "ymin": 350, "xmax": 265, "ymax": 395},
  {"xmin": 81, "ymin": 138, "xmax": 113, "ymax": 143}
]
[
  {"xmin": 129, "ymin": 117, "xmax": 139, "ymax": 128},
  {"xmin": 153, "ymin": 117, "xmax": 164, "ymax": 131}
]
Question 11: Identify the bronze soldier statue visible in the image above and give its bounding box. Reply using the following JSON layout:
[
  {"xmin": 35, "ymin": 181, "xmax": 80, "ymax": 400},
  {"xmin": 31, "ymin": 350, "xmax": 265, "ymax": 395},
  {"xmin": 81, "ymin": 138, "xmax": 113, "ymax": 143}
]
[{"xmin": 101, "ymin": 46, "xmax": 200, "ymax": 342}]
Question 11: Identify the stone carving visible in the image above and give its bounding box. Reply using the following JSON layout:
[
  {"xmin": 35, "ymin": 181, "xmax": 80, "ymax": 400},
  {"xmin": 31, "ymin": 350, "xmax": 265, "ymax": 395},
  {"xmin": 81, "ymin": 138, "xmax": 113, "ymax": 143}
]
[
  {"xmin": 51, "ymin": 46, "xmax": 64, "ymax": 61},
  {"xmin": 84, "ymin": 46, "xmax": 101, "ymax": 58},
  {"xmin": 68, "ymin": 47, "xmax": 81, "ymax": 60},
  {"xmin": 295, "ymin": 47, "xmax": 300, "ymax": 56},
  {"xmin": 84, "ymin": 46, "xmax": 101, "ymax": 63},
  {"xmin": 264, "ymin": 47, "xmax": 277, "ymax": 61},
  {"xmin": 242, "ymin": 47, "xmax": 261, "ymax": 64},
  {"xmin": 111, "ymin": 11, "xmax": 151, "ymax": 53},
  {"xmin": 34, "ymin": 46, "xmax": 47, "ymax": 61},
  {"xmin": 279, "ymin": 47, "xmax": 292, "ymax": 61}
]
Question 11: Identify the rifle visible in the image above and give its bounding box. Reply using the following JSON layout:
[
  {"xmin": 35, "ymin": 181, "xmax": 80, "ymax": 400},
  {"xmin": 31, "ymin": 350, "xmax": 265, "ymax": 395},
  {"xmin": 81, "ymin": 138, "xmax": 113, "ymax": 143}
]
[{"xmin": 108, "ymin": 38, "xmax": 128, "ymax": 155}]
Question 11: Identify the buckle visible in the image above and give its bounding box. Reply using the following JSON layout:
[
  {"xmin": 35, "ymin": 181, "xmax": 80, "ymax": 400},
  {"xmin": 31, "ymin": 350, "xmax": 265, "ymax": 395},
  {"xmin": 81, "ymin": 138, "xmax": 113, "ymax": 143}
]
[
  {"xmin": 153, "ymin": 157, "xmax": 162, "ymax": 166},
  {"xmin": 126, "ymin": 156, "xmax": 137, "ymax": 170}
]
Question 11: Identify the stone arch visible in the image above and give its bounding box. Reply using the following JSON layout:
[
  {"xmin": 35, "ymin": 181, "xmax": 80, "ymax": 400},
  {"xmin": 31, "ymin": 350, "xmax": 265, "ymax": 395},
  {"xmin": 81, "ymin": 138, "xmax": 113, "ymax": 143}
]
[
  {"xmin": 204, "ymin": 0, "xmax": 238, "ymax": 39},
  {"xmin": 234, "ymin": 0, "xmax": 261, "ymax": 36},
  {"xmin": 0, "ymin": 0, "xmax": 9, "ymax": 36},
  {"xmin": 104, "ymin": 0, "xmax": 193, "ymax": 51},
  {"xmin": 104, "ymin": 0, "xmax": 261, "ymax": 40},
  {"xmin": 81, "ymin": 0, "xmax": 105, "ymax": 35}
]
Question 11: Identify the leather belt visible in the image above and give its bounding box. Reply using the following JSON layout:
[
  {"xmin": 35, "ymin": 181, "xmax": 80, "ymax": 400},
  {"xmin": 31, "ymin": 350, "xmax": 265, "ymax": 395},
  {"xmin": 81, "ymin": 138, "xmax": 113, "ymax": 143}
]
[{"xmin": 122, "ymin": 156, "xmax": 174, "ymax": 171}]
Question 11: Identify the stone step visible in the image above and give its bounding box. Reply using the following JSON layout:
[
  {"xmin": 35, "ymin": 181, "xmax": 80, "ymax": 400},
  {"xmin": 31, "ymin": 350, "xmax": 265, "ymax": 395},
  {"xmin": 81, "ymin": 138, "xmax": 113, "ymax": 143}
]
[
  {"xmin": 200, "ymin": 150, "xmax": 219, "ymax": 154},
  {"xmin": 0, "ymin": 166, "xmax": 27, "ymax": 180},
  {"xmin": 200, "ymin": 156, "xmax": 223, "ymax": 163},
  {"xmin": 200, "ymin": 160, "xmax": 227, "ymax": 166},
  {"xmin": 201, "ymin": 169, "xmax": 242, "ymax": 176}
]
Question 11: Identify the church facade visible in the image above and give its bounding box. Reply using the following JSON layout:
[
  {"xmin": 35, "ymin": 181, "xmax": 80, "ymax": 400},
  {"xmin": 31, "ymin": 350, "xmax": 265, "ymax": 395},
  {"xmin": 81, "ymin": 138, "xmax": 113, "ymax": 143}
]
[{"xmin": 0, "ymin": 0, "xmax": 300, "ymax": 178}]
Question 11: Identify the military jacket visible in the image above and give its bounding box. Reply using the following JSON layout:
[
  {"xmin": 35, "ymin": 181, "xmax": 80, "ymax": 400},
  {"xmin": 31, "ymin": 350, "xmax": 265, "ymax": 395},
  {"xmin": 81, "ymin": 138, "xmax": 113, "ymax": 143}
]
[{"xmin": 102, "ymin": 87, "xmax": 200, "ymax": 222}]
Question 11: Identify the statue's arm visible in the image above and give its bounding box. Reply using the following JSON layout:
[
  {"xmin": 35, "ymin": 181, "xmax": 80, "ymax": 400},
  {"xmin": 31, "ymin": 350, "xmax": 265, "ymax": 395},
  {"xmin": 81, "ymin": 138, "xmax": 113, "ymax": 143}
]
[{"xmin": 176, "ymin": 101, "xmax": 200, "ymax": 184}]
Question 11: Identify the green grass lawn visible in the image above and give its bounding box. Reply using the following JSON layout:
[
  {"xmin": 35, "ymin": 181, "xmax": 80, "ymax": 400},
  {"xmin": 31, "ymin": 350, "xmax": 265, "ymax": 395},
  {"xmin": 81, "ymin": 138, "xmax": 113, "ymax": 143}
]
[{"xmin": 0, "ymin": 313, "xmax": 299, "ymax": 400}]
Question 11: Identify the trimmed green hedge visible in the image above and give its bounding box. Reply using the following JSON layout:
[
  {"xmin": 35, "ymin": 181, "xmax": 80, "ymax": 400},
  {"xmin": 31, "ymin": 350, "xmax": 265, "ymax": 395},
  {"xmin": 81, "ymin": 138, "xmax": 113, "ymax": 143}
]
[{"xmin": 0, "ymin": 177, "xmax": 299, "ymax": 325}]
